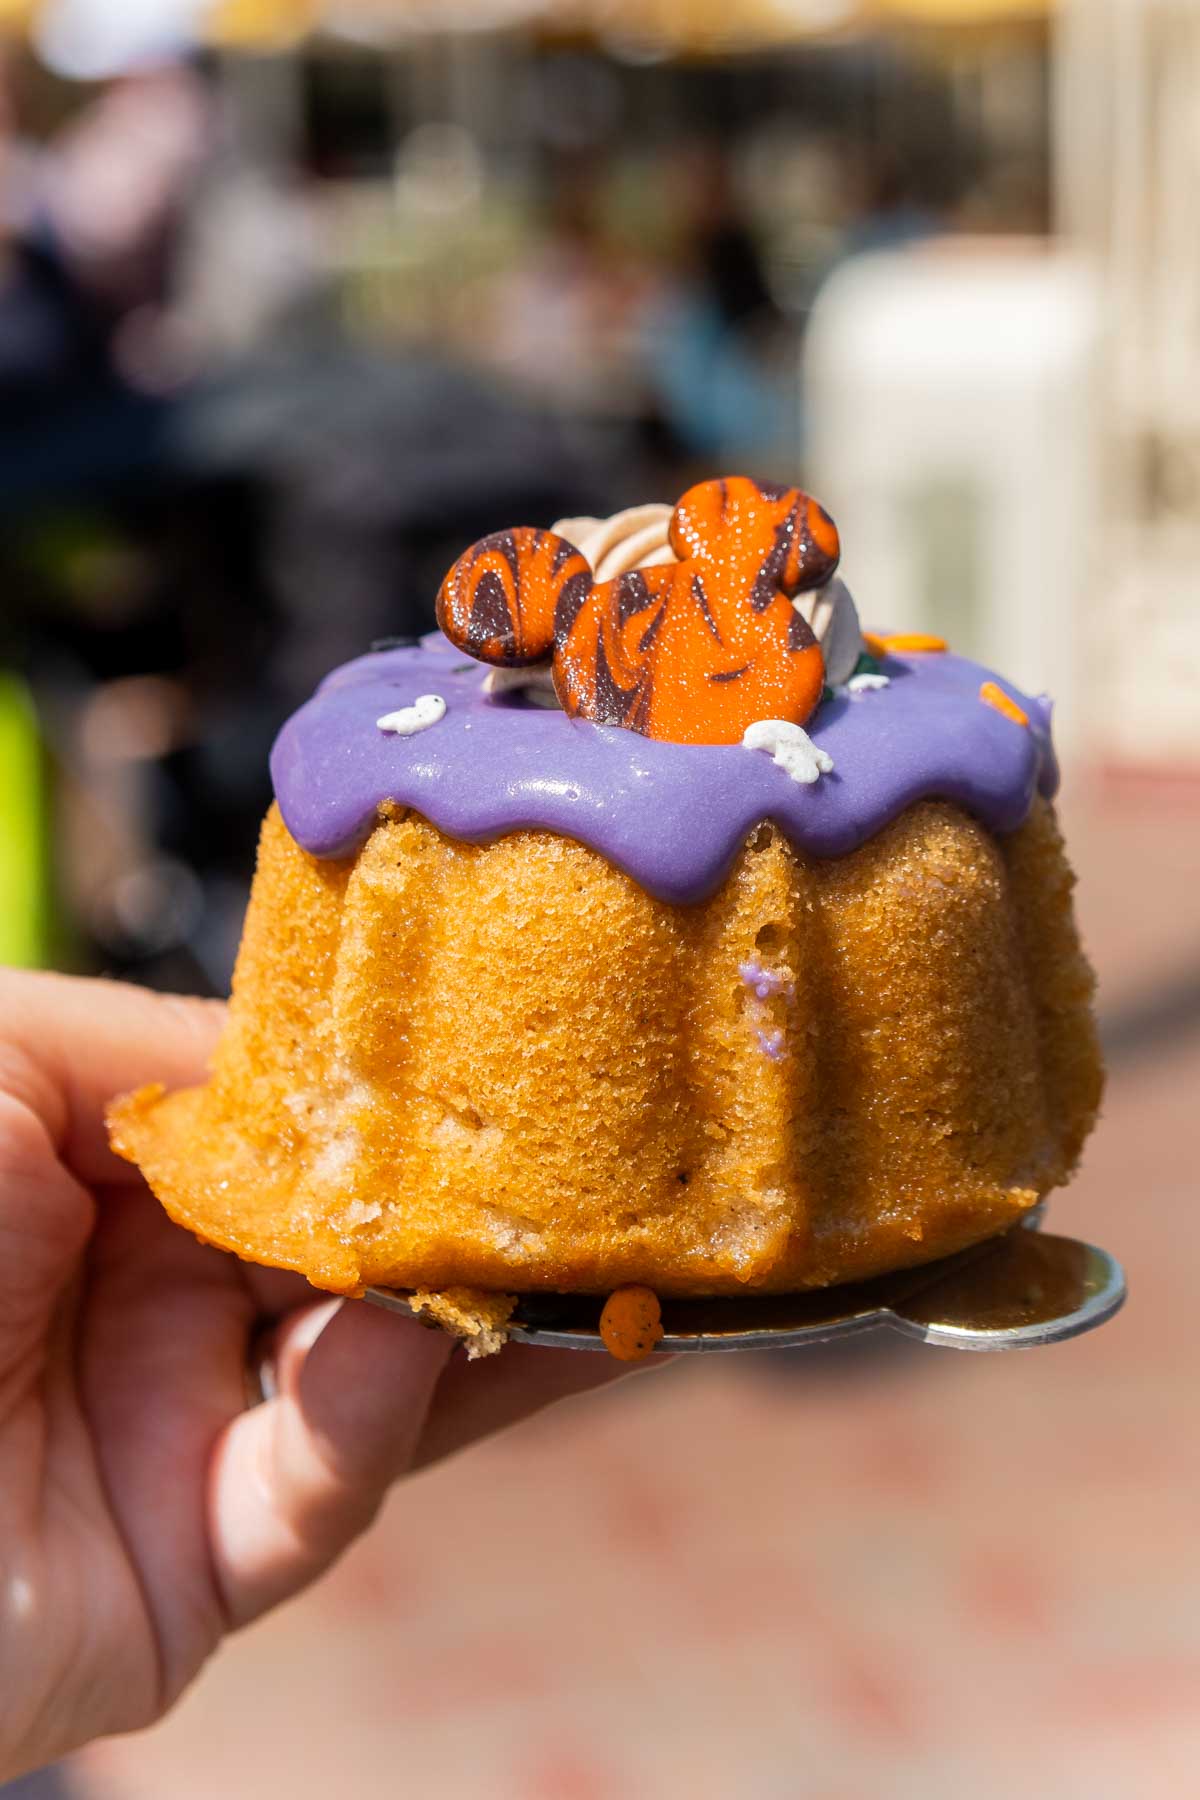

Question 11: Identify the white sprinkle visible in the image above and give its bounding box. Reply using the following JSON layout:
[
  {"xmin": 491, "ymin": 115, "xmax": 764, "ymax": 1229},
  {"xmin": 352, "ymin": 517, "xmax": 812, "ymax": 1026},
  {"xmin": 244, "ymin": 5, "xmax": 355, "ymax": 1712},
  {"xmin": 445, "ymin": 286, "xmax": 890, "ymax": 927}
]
[
  {"xmin": 742, "ymin": 719, "xmax": 834, "ymax": 785},
  {"xmin": 376, "ymin": 694, "xmax": 446, "ymax": 736},
  {"xmin": 843, "ymin": 672, "xmax": 891, "ymax": 696}
]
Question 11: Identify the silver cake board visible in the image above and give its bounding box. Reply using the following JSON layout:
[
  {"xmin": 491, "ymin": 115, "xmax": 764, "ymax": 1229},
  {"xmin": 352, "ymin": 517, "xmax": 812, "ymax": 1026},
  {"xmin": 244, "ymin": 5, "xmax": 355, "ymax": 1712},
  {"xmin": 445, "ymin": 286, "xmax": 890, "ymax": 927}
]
[{"xmin": 365, "ymin": 1212, "xmax": 1125, "ymax": 1354}]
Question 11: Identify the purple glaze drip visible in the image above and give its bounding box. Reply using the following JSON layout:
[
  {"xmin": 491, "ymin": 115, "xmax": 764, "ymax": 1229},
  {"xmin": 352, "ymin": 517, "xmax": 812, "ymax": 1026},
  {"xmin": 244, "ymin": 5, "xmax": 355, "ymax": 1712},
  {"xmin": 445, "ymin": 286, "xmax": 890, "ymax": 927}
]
[{"xmin": 269, "ymin": 634, "xmax": 1059, "ymax": 907}]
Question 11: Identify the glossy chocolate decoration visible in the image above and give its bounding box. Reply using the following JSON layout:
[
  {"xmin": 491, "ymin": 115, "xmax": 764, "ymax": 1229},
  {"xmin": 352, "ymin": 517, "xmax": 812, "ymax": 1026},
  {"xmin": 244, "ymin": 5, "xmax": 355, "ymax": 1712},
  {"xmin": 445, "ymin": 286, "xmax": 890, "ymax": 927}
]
[
  {"xmin": 436, "ymin": 527, "xmax": 592, "ymax": 667},
  {"xmin": 435, "ymin": 477, "xmax": 838, "ymax": 745}
]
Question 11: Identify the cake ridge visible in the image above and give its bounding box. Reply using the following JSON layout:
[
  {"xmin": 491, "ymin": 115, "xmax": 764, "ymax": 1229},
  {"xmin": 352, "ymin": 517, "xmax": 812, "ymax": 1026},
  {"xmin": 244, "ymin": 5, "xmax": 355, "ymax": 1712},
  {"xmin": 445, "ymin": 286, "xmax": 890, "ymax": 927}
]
[{"xmin": 109, "ymin": 796, "xmax": 1102, "ymax": 1300}]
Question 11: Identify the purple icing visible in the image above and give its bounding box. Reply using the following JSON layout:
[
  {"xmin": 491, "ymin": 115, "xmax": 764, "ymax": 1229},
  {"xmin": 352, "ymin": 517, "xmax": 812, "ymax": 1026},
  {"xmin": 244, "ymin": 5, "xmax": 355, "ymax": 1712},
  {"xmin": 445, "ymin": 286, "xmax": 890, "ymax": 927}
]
[
  {"xmin": 739, "ymin": 960, "xmax": 794, "ymax": 1002},
  {"xmin": 269, "ymin": 633, "xmax": 1058, "ymax": 907}
]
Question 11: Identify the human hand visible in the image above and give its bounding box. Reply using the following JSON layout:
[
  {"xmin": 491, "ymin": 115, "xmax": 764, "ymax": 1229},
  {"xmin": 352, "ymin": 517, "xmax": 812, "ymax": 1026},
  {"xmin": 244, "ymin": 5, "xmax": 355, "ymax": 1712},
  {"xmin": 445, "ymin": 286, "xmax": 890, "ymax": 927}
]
[{"xmin": 0, "ymin": 972, "xmax": 632, "ymax": 1780}]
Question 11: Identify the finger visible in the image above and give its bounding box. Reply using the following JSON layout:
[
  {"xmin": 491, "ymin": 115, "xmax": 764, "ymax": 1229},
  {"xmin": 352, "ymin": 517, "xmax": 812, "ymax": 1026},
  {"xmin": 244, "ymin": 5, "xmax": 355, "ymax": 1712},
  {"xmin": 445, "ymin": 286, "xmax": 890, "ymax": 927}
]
[
  {"xmin": 0, "ymin": 1095, "xmax": 94, "ymax": 1356},
  {"xmin": 78, "ymin": 1186, "xmax": 257, "ymax": 1702},
  {"xmin": 0, "ymin": 969, "xmax": 223, "ymax": 1186},
  {"xmin": 413, "ymin": 1341, "xmax": 671, "ymax": 1472},
  {"xmin": 260, "ymin": 1295, "xmax": 342, "ymax": 1397},
  {"xmin": 241, "ymin": 1261, "xmax": 332, "ymax": 1326},
  {"xmin": 209, "ymin": 1299, "xmax": 451, "ymax": 1629}
]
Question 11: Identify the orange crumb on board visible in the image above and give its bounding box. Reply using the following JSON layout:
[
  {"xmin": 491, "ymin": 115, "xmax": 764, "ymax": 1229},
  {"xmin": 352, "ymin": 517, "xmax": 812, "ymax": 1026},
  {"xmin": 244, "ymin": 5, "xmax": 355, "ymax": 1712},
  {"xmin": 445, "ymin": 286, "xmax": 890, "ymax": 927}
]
[
  {"xmin": 599, "ymin": 1285, "xmax": 665, "ymax": 1361},
  {"xmin": 879, "ymin": 632, "xmax": 948, "ymax": 655},
  {"xmin": 979, "ymin": 681, "xmax": 1029, "ymax": 728}
]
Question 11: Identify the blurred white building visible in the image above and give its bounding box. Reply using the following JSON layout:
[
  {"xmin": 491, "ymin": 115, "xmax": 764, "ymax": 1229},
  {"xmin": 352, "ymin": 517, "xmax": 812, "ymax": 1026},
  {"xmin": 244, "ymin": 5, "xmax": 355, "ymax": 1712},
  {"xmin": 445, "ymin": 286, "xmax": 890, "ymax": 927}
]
[
  {"xmin": 1055, "ymin": 0, "xmax": 1200, "ymax": 771},
  {"xmin": 806, "ymin": 242, "xmax": 1100, "ymax": 755},
  {"xmin": 809, "ymin": 0, "xmax": 1200, "ymax": 775}
]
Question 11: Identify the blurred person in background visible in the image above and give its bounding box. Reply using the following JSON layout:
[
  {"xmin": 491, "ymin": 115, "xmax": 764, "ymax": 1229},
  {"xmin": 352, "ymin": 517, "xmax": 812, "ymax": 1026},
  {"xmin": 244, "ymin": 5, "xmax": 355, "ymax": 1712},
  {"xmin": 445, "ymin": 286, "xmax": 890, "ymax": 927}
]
[
  {"xmin": 0, "ymin": 47, "xmax": 81, "ymax": 417},
  {"xmin": 38, "ymin": 59, "xmax": 214, "ymax": 393},
  {"xmin": 0, "ymin": 52, "xmax": 611, "ymax": 999},
  {"xmin": 834, "ymin": 138, "xmax": 947, "ymax": 262},
  {"xmin": 0, "ymin": 60, "xmax": 214, "ymax": 466},
  {"xmin": 0, "ymin": 55, "xmax": 320, "ymax": 995},
  {"xmin": 485, "ymin": 152, "xmax": 655, "ymax": 416},
  {"xmin": 0, "ymin": 55, "xmax": 323, "ymax": 492},
  {"xmin": 641, "ymin": 138, "xmax": 795, "ymax": 466}
]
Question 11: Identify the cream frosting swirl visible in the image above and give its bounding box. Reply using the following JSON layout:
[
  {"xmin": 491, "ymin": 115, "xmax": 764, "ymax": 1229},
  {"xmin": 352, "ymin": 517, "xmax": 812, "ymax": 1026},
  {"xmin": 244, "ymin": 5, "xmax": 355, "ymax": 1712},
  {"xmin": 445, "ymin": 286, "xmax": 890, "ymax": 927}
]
[
  {"xmin": 551, "ymin": 503, "xmax": 677, "ymax": 582},
  {"xmin": 797, "ymin": 577, "xmax": 865, "ymax": 689}
]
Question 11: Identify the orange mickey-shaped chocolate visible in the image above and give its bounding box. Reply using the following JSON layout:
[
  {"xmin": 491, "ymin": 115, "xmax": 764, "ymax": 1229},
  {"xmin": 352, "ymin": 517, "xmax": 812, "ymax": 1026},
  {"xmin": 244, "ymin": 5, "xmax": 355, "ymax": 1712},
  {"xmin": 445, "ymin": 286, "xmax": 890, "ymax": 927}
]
[
  {"xmin": 670, "ymin": 476, "xmax": 840, "ymax": 600},
  {"xmin": 436, "ymin": 477, "xmax": 839, "ymax": 746},
  {"xmin": 436, "ymin": 526, "xmax": 592, "ymax": 667},
  {"xmin": 553, "ymin": 478, "xmax": 835, "ymax": 744}
]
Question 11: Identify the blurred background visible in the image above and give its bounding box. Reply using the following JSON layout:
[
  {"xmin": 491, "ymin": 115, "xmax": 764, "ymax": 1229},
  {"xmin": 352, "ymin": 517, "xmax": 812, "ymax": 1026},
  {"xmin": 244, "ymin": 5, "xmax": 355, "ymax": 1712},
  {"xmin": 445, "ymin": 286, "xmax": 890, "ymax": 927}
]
[{"xmin": 0, "ymin": 0, "xmax": 1197, "ymax": 1795}]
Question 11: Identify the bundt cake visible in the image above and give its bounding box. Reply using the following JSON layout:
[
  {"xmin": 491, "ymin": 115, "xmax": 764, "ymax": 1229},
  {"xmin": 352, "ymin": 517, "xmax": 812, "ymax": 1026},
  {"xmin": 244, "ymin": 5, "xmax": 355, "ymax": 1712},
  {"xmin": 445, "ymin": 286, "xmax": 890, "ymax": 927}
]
[{"xmin": 109, "ymin": 478, "xmax": 1102, "ymax": 1338}]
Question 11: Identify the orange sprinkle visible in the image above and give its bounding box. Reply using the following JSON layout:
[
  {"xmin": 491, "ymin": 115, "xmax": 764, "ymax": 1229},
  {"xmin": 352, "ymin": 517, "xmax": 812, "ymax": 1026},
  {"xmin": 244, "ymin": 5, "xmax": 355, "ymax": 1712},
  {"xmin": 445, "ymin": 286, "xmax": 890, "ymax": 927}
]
[
  {"xmin": 599, "ymin": 1285, "xmax": 665, "ymax": 1362},
  {"xmin": 880, "ymin": 632, "xmax": 948, "ymax": 655},
  {"xmin": 979, "ymin": 680, "xmax": 1029, "ymax": 728},
  {"xmin": 862, "ymin": 631, "xmax": 889, "ymax": 661}
]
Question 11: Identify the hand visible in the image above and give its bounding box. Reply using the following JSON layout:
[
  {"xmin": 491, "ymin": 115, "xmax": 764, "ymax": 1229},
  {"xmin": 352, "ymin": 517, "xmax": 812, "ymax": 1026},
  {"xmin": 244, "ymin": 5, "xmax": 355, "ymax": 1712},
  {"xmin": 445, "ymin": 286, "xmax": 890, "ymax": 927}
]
[{"xmin": 0, "ymin": 971, "xmax": 633, "ymax": 1780}]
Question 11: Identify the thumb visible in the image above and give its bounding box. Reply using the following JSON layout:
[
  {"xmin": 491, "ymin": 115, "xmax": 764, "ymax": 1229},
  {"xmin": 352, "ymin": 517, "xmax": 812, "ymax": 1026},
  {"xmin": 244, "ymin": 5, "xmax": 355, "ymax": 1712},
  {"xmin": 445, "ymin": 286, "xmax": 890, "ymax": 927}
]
[{"xmin": 209, "ymin": 1300, "xmax": 452, "ymax": 1629}]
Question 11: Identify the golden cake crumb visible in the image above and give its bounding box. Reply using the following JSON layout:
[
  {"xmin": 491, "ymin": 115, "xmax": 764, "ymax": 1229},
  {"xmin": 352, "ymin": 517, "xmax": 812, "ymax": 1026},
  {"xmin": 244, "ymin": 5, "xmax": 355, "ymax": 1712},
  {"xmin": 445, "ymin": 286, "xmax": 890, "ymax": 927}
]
[{"xmin": 407, "ymin": 1287, "xmax": 517, "ymax": 1359}]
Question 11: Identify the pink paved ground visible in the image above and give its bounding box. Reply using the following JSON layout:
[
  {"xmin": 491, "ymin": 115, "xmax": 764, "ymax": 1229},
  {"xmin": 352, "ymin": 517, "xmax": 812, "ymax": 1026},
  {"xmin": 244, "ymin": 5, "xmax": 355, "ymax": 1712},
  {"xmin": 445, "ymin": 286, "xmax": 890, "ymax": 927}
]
[{"xmin": 74, "ymin": 773, "xmax": 1200, "ymax": 1800}]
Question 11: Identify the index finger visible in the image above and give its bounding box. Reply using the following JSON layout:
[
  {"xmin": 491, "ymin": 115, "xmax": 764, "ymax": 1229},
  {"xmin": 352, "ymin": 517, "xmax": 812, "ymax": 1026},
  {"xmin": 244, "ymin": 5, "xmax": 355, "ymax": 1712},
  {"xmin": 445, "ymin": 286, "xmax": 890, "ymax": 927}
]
[{"xmin": 0, "ymin": 969, "xmax": 224, "ymax": 1187}]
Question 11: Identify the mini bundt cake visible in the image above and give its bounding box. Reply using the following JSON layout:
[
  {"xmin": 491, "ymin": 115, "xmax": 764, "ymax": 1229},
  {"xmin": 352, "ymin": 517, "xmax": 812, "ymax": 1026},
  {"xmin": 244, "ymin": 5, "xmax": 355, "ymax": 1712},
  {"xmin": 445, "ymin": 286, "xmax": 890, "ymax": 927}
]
[{"xmin": 110, "ymin": 477, "xmax": 1102, "ymax": 1327}]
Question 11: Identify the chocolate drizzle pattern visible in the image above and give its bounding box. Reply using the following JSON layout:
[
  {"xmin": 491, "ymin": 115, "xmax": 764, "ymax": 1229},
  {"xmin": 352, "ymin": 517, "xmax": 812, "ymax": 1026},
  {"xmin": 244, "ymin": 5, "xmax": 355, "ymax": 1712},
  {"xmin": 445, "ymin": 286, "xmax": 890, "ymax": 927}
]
[{"xmin": 437, "ymin": 526, "xmax": 591, "ymax": 667}]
